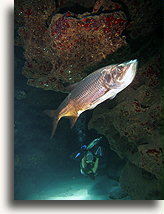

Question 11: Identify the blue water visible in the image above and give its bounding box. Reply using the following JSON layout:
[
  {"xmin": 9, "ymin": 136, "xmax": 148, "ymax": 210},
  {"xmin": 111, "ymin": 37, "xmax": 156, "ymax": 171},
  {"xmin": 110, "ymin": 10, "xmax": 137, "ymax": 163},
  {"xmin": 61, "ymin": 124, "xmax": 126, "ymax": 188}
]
[{"xmin": 14, "ymin": 47, "xmax": 128, "ymax": 200}]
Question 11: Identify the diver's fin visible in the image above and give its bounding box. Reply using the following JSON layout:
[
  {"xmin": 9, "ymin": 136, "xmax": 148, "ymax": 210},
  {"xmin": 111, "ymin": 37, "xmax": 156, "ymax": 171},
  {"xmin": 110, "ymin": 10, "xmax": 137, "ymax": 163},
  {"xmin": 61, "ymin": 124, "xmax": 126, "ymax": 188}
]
[
  {"xmin": 44, "ymin": 110, "xmax": 60, "ymax": 139},
  {"xmin": 69, "ymin": 116, "xmax": 78, "ymax": 128},
  {"xmin": 95, "ymin": 146, "xmax": 103, "ymax": 157}
]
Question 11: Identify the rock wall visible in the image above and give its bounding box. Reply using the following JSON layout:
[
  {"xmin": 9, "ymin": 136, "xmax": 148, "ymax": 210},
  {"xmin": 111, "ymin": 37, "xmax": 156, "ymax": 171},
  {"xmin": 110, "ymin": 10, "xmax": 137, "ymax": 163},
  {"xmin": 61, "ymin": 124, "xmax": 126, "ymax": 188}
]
[
  {"xmin": 89, "ymin": 53, "xmax": 163, "ymax": 199},
  {"xmin": 119, "ymin": 161, "xmax": 163, "ymax": 200},
  {"xmin": 15, "ymin": 0, "xmax": 127, "ymax": 92}
]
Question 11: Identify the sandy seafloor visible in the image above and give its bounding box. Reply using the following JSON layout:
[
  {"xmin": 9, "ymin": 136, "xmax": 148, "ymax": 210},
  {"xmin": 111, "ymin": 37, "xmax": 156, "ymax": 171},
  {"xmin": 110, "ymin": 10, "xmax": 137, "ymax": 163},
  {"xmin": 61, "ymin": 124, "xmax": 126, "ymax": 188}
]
[{"xmin": 26, "ymin": 170, "xmax": 130, "ymax": 200}]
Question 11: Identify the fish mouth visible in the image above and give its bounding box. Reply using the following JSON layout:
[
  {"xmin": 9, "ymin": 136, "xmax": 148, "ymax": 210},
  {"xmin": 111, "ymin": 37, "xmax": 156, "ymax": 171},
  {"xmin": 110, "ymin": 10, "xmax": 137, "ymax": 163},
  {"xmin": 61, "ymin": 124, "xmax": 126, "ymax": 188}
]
[
  {"xmin": 120, "ymin": 59, "xmax": 138, "ymax": 67},
  {"xmin": 123, "ymin": 59, "xmax": 138, "ymax": 75},
  {"xmin": 114, "ymin": 59, "xmax": 138, "ymax": 86},
  {"xmin": 121, "ymin": 59, "xmax": 138, "ymax": 84},
  {"xmin": 104, "ymin": 59, "xmax": 138, "ymax": 89}
]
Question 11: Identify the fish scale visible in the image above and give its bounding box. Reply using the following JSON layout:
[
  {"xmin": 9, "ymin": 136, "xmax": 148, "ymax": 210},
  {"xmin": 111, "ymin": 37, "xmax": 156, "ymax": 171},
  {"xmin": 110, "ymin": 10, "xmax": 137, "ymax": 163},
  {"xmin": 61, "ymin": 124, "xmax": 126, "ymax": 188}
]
[
  {"xmin": 73, "ymin": 82, "xmax": 106, "ymax": 107},
  {"xmin": 70, "ymin": 70, "xmax": 107, "ymax": 103}
]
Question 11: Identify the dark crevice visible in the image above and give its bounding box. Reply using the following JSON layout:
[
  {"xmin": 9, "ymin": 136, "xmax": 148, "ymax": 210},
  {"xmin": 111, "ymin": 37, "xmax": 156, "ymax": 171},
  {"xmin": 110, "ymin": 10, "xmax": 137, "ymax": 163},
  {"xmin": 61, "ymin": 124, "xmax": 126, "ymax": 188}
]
[{"xmin": 45, "ymin": 1, "xmax": 130, "ymax": 28}]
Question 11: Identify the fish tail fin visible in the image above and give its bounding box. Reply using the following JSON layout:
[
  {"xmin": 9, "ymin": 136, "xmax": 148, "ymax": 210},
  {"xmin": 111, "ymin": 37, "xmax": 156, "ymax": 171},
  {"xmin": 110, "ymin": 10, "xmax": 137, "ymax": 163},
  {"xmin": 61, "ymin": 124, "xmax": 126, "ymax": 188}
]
[
  {"xmin": 69, "ymin": 115, "xmax": 78, "ymax": 129},
  {"xmin": 44, "ymin": 110, "xmax": 60, "ymax": 139},
  {"xmin": 50, "ymin": 116, "xmax": 60, "ymax": 139}
]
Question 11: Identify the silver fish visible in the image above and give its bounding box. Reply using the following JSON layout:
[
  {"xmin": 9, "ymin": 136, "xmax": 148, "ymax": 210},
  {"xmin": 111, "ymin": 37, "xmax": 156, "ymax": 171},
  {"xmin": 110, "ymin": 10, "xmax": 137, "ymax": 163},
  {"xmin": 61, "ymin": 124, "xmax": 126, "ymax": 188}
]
[{"xmin": 45, "ymin": 59, "xmax": 138, "ymax": 138}]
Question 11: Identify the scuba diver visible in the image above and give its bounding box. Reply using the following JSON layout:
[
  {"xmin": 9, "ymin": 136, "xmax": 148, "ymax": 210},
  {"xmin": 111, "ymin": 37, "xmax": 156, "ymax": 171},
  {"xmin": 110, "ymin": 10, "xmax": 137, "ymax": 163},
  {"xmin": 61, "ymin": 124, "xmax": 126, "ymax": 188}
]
[
  {"xmin": 70, "ymin": 136, "xmax": 109, "ymax": 179},
  {"xmin": 80, "ymin": 150, "xmax": 99, "ymax": 179}
]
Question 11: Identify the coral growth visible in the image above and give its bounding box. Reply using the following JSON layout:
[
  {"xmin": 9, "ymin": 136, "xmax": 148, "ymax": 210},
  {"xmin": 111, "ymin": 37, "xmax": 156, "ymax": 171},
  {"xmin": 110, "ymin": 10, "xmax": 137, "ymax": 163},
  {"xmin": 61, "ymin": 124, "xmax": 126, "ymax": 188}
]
[
  {"xmin": 137, "ymin": 144, "xmax": 163, "ymax": 179},
  {"xmin": 15, "ymin": 0, "xmax": 162, "ymax": 92},
  {"xmin": 92, "ymin": 0, "xmax": 162, "ymax": 39},
  {"xmin": 15, "ymin": 0, "xmax": 127, "ymax": 92},
  {"xmin": 48, "ymin": 10, "xmax": 127, "ymax": 84}
]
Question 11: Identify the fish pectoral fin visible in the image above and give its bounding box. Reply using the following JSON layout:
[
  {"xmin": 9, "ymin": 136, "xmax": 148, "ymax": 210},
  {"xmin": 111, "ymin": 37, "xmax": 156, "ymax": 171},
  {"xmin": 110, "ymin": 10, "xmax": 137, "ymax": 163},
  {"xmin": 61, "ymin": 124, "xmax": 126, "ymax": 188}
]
[
  {"xmin": 109, "ymin": 94, "xmax": 117, "ymax": 99},
  {"xmin": 69, "ymin": 115, "xmax": 78, "ymax": 128}
]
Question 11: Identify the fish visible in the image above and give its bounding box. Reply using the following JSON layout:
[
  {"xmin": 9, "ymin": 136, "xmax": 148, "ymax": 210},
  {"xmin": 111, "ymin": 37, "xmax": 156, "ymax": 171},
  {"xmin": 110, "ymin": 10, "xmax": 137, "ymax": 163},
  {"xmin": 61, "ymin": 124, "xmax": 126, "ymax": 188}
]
[{"xmin": 45, "ymin": 59, "xmax": 138, "ymax": 138}]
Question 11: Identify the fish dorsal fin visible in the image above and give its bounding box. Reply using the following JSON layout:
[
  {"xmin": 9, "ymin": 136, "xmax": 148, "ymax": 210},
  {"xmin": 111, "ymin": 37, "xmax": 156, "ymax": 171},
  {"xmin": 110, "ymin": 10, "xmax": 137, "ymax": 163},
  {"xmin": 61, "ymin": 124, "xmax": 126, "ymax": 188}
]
[
  {"xmin": 65, "ymin": 82, "xmax": 79, "ymax": 92},
  {"xmin": 69, "ymin": 116, "xmax": 78, "ymax": 128}
]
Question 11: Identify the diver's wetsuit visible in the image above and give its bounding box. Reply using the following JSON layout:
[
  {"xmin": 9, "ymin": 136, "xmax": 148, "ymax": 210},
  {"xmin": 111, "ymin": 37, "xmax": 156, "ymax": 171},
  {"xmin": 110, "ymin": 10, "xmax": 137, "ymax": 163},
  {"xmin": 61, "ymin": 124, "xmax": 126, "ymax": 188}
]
[
  {"xmin": 80, "ymin": 153, "xmax": 99, "ymax": 179},
  {"xmin": 70, "ymin": 136, "xmax": 109, "ymax": 178}
]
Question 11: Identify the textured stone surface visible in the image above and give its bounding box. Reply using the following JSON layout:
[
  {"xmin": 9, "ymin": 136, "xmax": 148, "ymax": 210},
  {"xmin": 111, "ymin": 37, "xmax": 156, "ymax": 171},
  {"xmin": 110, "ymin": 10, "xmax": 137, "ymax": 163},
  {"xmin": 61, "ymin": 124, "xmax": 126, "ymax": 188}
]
[
  {"xmin": 92, "ymin": 0, "xmax": 162, "ymax": 39},
  {"xmin": 15, "ymin": 0, "xmax": 127, "ymax": 92},
  {"xmin": 120, "ymin": 162, "xmax": 163, "ymax": 200},
  {"xmin": 48, "ymin": 10, "xmax": 126, "ymax": 80},
  {"xmin": 122, "ymin": 0, "xmax": 162, "ymax": 39},
  {"xmin": 136, "ymin": 144, "xmax": 163, "ymax": 180},
  {"xmin": 89, "ymin": 55, "xmax": 162, "ymax": 134},
  {"xmin": 88, "ymin": 54, "xmax": 163, "ymax": 177},
  {"xmin": 15, "ymin": 0, "xmax": 162, "ymax": 92},
  {"xmin": 89, "ymin": 53, "xmax": 163, "ymax": 198},
  {"xmin": 93, "ymin": 0, "xmax": 122, "ymax": 13}
]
